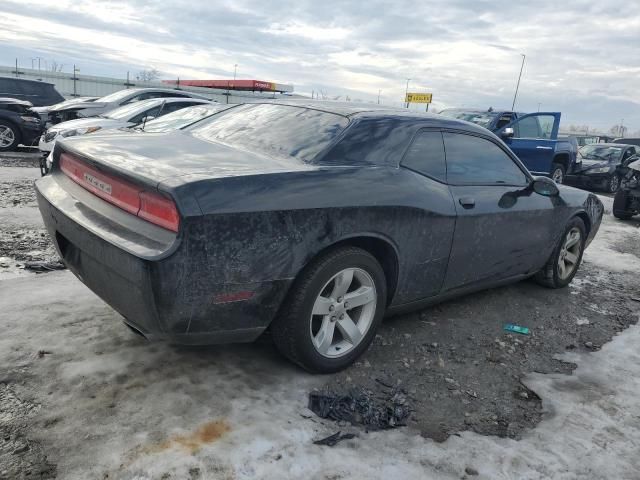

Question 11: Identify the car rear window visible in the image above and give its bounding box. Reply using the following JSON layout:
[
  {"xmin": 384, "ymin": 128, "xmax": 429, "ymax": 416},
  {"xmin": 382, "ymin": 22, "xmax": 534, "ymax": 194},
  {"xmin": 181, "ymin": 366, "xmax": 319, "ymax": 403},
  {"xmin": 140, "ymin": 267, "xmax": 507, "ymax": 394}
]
[{"xmin": 191, "ymin": 104, "xmax": 349, "ymax": 162}]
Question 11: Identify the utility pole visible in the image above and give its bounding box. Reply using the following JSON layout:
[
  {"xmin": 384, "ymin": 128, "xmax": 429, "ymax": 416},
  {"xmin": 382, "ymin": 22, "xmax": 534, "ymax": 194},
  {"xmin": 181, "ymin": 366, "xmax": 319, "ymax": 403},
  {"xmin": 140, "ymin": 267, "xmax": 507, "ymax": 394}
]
[
  {"xmin": 378, "ymin": 89, "xmax": 381, "ymax": 104},
  {"xmin": 537, "ymin": 102, "xmax": 542, "ymax": 112},
  {"xmin": 511, "ymin": 54, "xmax": 525, "ymax": 111},
  {"xmin": 15, "ymin": 58, "xmax": 18, "ymax": 78},
  {"xmin": 620, "ymin": 119, "xmax": 624, "ymax": 138},
  {"xmin": 72, "ymin": 65, "xmax": 80, "ymax": 96},
  {"xmin": 404, "ymin": 78, "xmax": 411, "ymax": 108}
]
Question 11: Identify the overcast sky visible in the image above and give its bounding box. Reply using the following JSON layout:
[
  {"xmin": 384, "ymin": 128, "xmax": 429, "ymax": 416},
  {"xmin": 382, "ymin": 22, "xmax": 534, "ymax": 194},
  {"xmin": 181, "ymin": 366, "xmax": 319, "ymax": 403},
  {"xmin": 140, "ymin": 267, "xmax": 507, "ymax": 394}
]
[{"xmin": 1, "ymin": 0, "xmax": 638, "ymax": 132}]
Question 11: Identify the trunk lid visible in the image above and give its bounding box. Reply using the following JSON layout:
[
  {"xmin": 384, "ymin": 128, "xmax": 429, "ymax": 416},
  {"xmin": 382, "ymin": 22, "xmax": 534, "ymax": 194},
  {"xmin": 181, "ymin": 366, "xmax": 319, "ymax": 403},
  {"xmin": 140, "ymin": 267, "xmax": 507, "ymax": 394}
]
[{"xmin": 57, "ymin": 130, "xmax": 315, "ymax": 188}]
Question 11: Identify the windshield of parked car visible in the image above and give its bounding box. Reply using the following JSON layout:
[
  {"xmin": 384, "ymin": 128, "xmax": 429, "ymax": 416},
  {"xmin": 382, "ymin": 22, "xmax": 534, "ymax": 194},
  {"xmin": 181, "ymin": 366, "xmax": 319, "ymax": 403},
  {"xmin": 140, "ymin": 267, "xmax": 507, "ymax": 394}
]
[
  {"xmin": 140, "ymin": 104, "xmax": 231, "ymax": 132},
  {"xmin": 191, "ymin": 104, "xmax": 349, "ymax": 162},
  {"xmin": 439, "ymin": 109, "xmax": 499, "ymax": 128},
  {"xmin": 103, "ymin": 99, "xmax": 161, "ymax": 120},
  {"xmin": 578, "ymin": 145, "xmax": 623, "ymax": 162}
]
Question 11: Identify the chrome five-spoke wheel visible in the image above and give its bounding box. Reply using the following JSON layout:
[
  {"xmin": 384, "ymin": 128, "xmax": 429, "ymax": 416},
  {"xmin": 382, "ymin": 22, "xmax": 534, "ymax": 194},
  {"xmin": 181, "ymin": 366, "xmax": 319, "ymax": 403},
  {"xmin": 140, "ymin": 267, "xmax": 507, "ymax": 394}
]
[
  {"xmin": 310, "ymin": 267, "xmax": 377, "ymax": 358},
  {"xmin": 0, "ymin": 125, "xmax": 16, "ymax": 148},
  {"xmin": 557, "ymin": 227, "xmax": 582, "ymax": 280}
]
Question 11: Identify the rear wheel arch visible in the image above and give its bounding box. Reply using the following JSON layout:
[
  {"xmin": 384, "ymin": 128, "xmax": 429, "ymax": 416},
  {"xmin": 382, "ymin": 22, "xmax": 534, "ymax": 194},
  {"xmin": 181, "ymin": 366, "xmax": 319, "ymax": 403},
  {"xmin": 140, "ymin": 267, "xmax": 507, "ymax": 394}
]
[{"xmin": 298, "ymin": 235, "xmax": 400, "ymax": 306}]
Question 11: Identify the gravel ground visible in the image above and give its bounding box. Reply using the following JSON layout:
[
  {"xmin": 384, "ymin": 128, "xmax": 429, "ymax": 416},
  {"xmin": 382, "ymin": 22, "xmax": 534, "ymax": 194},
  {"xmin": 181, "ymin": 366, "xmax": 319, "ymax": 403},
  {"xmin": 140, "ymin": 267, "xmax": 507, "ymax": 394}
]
[{"xmin": 1, "ymin": 152, "xmax": 639, "ymax": 479}]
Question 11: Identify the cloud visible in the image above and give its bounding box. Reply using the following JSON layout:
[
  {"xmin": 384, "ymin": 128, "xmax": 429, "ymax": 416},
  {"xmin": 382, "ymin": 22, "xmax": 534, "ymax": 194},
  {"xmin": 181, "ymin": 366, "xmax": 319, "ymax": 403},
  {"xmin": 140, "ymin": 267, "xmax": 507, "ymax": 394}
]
[{"xmin": 0, "ymin": 0, "xmax": 638, "ymax": 131}]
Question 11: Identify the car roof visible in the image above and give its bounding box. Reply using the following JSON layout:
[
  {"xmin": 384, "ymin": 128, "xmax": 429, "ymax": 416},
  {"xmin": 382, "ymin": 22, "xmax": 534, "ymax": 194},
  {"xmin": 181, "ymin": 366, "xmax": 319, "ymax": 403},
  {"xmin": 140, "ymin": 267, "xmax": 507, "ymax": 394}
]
[
  {"xmin": 0, "ymin": 97, "xmax": 33, "ymax": 106},
  {"xmin": 587, "ymin": 143, "xmax": 632, "ymax": 148},
  {"xmin": 238, "ymin": 101, "xmax": 495, "ymax": 138}
]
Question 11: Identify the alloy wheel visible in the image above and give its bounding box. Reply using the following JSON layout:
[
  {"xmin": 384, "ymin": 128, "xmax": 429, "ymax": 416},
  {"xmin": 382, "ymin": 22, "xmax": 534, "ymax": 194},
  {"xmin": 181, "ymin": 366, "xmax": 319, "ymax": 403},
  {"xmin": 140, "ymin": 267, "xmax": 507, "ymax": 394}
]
[
  {"xmin": 309, "ymin": 267, "xmax": 377, "ymax": 358},
  {"xmin": 557, "ymin": 227, "xmax": 582, "ymax": 280},
  {"xmin": 0, "ymin": 126, "xmax": 15, "ymax": 148},
  {"xmin": 552, "ymin": 168, "xmax": 564, "ymax": 184},
  {"xmin": 609, "ymin": 175, "xmax": 620, "ymax": 193}
]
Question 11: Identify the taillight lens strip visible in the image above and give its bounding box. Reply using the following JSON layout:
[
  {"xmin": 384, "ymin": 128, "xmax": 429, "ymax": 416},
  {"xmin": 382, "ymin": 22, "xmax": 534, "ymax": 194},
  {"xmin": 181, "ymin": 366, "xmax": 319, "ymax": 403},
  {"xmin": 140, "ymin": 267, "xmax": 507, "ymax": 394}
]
[{"xmin": 59, "ymin": 153, "xmax": 179, "ymax": 232}]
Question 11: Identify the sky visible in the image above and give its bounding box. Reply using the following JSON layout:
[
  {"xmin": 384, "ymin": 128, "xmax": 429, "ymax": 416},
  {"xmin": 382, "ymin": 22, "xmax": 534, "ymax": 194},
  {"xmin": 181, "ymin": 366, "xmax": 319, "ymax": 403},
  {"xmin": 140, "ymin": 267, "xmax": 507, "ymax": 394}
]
[{"xmin": 0, "ymin": 0, "xmax": 638, "ymax": 133}]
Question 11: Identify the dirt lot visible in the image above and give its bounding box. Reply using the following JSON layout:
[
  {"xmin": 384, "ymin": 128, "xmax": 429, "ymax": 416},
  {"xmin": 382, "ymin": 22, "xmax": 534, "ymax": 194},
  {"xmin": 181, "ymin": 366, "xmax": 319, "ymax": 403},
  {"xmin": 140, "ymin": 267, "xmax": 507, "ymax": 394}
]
[{"xmin": 1, "ymin": 152, "xmax": 639, "ymax": 479}]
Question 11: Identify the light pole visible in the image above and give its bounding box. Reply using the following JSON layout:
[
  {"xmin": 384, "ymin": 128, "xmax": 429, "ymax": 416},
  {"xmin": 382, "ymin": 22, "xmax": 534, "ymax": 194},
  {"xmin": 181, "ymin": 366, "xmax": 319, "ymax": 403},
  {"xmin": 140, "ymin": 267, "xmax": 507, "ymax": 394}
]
[
  {"xmin": 537, "ymin": 102, "xmax": 541, "ymax": 112},
  {"xmin": 378, "ymin": 89, "xmax": 381, "ymax": 104},
  {"xmin": 404, "ymin": 78, "xmax": 411, "ymax": 108},
  {"xmin": 233, "ymin": 64, "xmax": 238, "ymax": 81},
  {"xmin": 511, "ymin": 54, "xmax": 525, "ymax": 110}
]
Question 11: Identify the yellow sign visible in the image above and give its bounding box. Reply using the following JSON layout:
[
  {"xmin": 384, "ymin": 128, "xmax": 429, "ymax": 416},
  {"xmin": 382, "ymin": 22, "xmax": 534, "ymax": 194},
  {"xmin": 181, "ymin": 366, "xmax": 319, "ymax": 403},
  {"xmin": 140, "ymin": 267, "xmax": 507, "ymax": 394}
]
[{"xmin": 405, "ymin": 92, "xmax": 433, "ymax": 104}]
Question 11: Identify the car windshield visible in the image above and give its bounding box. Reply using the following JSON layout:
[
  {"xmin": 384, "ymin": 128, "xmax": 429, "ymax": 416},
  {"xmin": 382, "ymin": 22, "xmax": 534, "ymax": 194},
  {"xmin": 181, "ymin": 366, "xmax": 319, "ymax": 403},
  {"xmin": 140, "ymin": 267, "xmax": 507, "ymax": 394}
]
[
  {"xmin": 439, "ymin": 110, "xmax": 499, "ymax": 128},
  {"xmin": 191, "ymin": 104, "xmax": 349, "ymax": 162},
  {"xmin": 579, "ymin": 145, "xmax": 623, "ymax": 161},
  {"xmin": 103, "ymin": 99, "xmax": 160, "ymax": 120},
  {"xmin": 141, "ymin": 104, "xmax": 230, "ymax": 132}
]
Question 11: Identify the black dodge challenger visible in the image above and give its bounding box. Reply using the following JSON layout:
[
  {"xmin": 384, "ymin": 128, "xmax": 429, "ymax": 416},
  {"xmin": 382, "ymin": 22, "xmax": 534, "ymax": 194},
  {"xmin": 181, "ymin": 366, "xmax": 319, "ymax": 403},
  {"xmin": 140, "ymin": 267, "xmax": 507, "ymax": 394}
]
[{"xmin": 35, "ymin": 103, "xmax": 604, "ymax": 372}]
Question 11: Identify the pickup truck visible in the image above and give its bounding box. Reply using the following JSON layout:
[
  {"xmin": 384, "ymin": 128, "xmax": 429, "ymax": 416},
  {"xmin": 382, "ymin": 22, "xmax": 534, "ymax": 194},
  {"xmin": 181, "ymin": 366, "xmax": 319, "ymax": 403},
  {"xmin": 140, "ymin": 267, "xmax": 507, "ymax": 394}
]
[{"xmin": 439, "ymin": 108, "xmax": 578, "ymax": 184}]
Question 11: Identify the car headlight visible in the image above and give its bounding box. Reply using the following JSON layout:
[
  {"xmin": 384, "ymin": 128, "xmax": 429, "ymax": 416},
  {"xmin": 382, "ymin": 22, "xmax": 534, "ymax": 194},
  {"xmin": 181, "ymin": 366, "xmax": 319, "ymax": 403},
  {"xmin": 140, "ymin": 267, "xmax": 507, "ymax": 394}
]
[
  {"xmin": 59, "ymin": 126, "xmax": 102, "ymax": 138},
  {"xmin": 587, "ymin": 167, "xmax": 611, "ymax": 174},
  {"xmin": 20, "ymin": 115, "xmax": 41, "ymax": 123}
]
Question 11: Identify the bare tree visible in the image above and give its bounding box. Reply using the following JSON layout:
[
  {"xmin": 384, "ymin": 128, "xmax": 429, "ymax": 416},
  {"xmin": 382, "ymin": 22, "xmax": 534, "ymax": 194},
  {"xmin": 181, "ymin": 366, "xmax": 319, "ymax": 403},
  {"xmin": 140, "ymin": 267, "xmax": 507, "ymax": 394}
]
[
  {"xmin": 136, "ymin": 68, "xmax": 160, "ymax": 82},
  {"xmin": 49, "ymin": 61, "xmax": 64, "ymax": 72},
  {"xmin": 609, "ymin": 124, "xmax": 628, "ymax": 138}
]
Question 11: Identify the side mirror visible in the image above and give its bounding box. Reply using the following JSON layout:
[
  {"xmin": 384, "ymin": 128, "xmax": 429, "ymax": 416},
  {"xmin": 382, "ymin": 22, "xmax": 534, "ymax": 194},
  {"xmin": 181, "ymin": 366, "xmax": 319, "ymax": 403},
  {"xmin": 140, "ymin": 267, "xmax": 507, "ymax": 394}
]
[
  {"xmin": 532, "ymin": 176, "xmax": 560, "ymax": 196},
  {"xmin": 501, "ymin": 127, "xmax": 515, "ymax": 138}
]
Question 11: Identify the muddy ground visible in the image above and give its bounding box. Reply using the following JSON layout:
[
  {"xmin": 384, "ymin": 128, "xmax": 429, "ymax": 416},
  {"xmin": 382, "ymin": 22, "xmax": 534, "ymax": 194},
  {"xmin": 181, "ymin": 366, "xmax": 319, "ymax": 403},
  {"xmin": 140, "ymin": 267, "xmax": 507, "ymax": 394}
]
[{"xmin": 1, "ymin": 151, "xmax": 639, "ymax": 479}]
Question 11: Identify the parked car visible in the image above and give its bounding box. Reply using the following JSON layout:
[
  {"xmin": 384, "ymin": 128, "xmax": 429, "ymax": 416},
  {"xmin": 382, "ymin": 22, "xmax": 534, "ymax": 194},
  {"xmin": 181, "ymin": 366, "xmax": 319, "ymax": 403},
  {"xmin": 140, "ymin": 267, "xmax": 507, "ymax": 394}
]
[
  {"xmin": 565, "ymin": 143, "xmax": 637, "ymax": 193},
  {"xmin": 439, "ymin": 108, "xmax": 578, "ymax": 183},
  {"xmin": 52, "ymin": 88, "xmax": 211, "ymax": 120},
  {"xmin": 40, "ymin": 102, "xmax": 235, "ymax": 175},
  {"xmin": 613, "ymin": 138, "xmax": 640, "ymax": 147},
  {"xmin": 613, "ymin": 155, "xmax": 640, "ymax": 219},
  {"xmin": 127, "ymin": 102, "xmax": 236, "ymax": 133},
  {"xmin": 38, "ymin": 97, "xmax": 212, "ymax": 153},
  {"xmin": 35, "ymin": 103, "xmax": 603, "ymax": 372},
  {"xmin": 0, "ymin": 97, "xmax": 44, "ymax": 151},
  {"xmin": 0, "ymin": 76, "xmax": 65, "ymax": 106},
  {"xmin": 32, "ymin": 97, "xmax": 100, "ymax": 125}
]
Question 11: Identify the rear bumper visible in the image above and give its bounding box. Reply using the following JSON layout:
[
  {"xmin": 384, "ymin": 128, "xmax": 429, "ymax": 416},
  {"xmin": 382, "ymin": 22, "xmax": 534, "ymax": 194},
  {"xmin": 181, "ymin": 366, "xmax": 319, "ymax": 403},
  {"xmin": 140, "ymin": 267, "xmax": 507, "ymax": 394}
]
[{"xmin": 35, "ymin": 173, "xmax": 290, "ymax": 344}]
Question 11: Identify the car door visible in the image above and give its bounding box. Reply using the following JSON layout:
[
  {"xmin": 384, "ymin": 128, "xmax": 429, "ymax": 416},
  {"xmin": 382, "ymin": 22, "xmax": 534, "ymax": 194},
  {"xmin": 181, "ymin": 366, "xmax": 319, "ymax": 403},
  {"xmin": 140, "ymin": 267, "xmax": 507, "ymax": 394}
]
[
  {"xmin": 398, "ymin": 129, "xmax": 457, "ymax": 299},
  {"xmin": 499, "ymin": 113, "xmax": 561, "ymax": 175},
  {"xmin": 441, "ymin": 131, "xmax": 556, "ymax": 291}
]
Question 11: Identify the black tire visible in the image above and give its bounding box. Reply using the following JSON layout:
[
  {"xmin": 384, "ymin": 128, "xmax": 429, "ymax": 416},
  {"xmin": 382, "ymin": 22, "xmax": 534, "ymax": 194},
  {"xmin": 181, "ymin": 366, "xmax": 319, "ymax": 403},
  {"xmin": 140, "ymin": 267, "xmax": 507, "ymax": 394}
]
[
  {"xmin": 613, "ymin": 189, "xmax": 634, "ymax": 220},
  {"xmin": 0, "ymin": 121, "xmax": 20, "ymax": 152},
  {"xmin": 605, "ymin": 174, "xmax": 621, "ymax": 193},
  {"xmin": 271, "ymin": 246, "xmax": 387, "ymax": 373},
  {"xmin": 534, "ymin": 217, "xmax": 586, "ymax": 289},
  {"xmin": 550, "ymin": 163, "xmax": 566, "ymax": 184}
]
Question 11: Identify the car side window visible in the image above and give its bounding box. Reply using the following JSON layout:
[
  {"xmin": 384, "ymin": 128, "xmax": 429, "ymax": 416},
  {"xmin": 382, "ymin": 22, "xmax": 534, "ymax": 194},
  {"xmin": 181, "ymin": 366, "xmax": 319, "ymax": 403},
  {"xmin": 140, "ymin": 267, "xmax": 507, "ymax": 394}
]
[
  {"xmin": 130, "ymin": 106, "xmax": 161, "ymax": 124},
  {"xmin": 443, "ymin": 132, "xmax": 529, "ymax": 185},
  {"xmin": 401, "ymin": 131, "xmax": 446, "ymax": 182}
]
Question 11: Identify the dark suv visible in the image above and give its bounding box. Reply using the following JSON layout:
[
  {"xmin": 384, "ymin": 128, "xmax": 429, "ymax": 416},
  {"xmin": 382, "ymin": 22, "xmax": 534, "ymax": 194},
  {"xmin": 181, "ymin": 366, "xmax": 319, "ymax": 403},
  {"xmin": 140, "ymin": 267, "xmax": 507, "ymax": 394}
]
[
  {"xmin": 0, "ymin": 77, "xmax": 64, "ymax": 106},
  {"xmin": 0, "ymin": 98, "xmax": 44, "ymax": 151}
]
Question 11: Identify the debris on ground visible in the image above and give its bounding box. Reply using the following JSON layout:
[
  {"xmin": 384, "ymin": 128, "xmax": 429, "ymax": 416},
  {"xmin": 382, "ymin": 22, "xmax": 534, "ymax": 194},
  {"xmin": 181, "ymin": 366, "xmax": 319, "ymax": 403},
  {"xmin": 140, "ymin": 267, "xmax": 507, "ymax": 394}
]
[
  {"xmin": 23, "ymin": 260, "xmax": 66, "ymax": 273},
  {"xmin": 504, "ymin": 324, "xmax": 530, "ymax": 335},
  {"xmin": 308, "ymin": 385, "xmax": 411, "ymax": 430},
  {"xmin": 312, "ymin": 431, "xmax": 357, "ymax": 447}
]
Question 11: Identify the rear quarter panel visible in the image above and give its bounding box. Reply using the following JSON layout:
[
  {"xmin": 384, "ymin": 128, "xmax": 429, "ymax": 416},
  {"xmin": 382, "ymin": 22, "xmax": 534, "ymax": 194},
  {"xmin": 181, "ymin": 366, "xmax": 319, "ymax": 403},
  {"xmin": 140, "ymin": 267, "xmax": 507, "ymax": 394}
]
[{"xmin": 155, "ymin": 166, "xmax": 458, "ymax": 332}]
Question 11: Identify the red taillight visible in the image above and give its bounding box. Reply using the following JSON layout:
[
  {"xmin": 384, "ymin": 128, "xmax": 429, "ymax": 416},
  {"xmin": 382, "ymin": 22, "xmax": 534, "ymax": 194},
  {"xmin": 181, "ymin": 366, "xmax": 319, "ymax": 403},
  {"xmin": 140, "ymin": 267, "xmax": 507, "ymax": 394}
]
[
  {"xmin": 139, "ymin": 191, "xmax": 180, "ymax": 232},
  {"xmin": 59, "ymin": 153, "xmax": 180, "ymax": 232}
]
